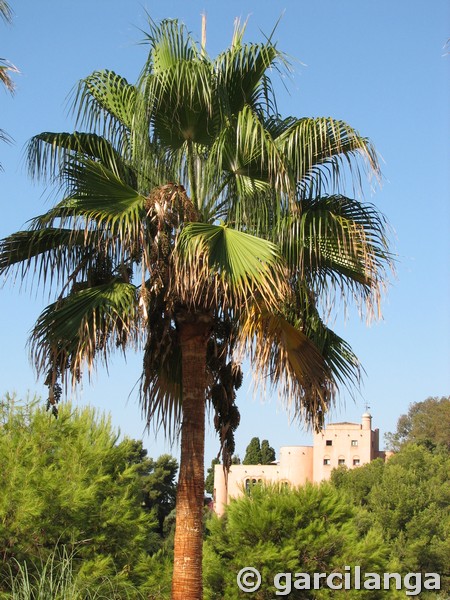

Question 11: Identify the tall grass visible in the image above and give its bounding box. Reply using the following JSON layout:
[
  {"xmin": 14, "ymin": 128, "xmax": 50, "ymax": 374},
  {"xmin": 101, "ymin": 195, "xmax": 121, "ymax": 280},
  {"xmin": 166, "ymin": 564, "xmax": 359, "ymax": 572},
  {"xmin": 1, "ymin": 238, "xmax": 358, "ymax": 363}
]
[{"xmin": 3, "ymin": 547, "xmax": 146, "ymax": 600}]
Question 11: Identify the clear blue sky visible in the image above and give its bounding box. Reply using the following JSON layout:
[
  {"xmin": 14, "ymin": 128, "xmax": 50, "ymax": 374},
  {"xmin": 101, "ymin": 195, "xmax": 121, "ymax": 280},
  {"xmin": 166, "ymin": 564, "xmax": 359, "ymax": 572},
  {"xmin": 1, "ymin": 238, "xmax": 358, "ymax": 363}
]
[{"xmin": 1, "ymin": 0, "xmax": 449, "ymax": 467}]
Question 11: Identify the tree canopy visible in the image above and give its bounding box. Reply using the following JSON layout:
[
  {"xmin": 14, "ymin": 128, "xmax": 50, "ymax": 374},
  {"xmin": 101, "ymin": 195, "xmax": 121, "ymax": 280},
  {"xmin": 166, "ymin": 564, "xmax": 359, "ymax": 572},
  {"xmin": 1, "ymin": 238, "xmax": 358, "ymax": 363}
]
[
  {"xmin": 204, "ymin": 483, "xmax": 389, "ymax": 599},
  {"xmin": 0, "ymin": 394, "xmax": 177, "ymax": 594},
  {"xmin": 384, "ymin": 396, "xmax": 450, "ymax": 451},
  {"xmin": 243, "ymin": 437, "xmax": 276, "ymax": 464},
  {"xmin": 331, "ymin": 443, "xmax": 450, "ymax": 595}
]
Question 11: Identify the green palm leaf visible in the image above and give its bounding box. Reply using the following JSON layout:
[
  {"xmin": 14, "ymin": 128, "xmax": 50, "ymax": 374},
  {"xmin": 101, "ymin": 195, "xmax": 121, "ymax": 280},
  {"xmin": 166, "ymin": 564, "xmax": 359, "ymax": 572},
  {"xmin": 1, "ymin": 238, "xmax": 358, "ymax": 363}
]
[
  {"xmin": 58, "ymin": 158, "xmax": 146, "ymax": 247},
  {"xmin": 145, "ymin": 61, "xmax": 214, "ymax": 148},
  {"xmin": 30, "ymin": 281, "xmax": 140, "ymax": 383},
  {"xmin": 72, "ymin": 70, "xmax": 137, "ymax": 150},
  {"xmin": 142, "ymin": 19, "xmax": 200, "ymax": 72},
  {"xmin": 27, "ymin": 132, "xmax": 129, "ymax": 181},
  {"xmin": 214, "ymin": 37, "xmax": 282, "ymax": 117},
  {"xmin": 175, "ymin": 222, "xmax": 287, "ymax": 310},
  {"xmin": 0, "ymin": 228, "xmax": 90, "ymax": 289},
  {"xmin": 275, "ymin": 117, "xmax": 380, "ymax": 195},
  {"xmin": 278, "ymin": 194, "xmax": 392, "ymax": 318}
]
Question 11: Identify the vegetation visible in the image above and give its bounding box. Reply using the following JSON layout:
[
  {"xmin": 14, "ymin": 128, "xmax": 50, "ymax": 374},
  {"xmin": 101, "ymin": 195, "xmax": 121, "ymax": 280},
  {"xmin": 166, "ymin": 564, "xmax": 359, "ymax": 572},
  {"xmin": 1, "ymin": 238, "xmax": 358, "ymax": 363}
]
[
  {"xmin": 384, "ymin": 396, "xmax": 450, "ymax": 451},
  {"xmin": 4, "ymin": 547, "xmax": 145, "ymax": 600},
  {"xmin": 0, "ymin": 394, "xmax": 447, "ymax": 598},
  {"xmin": 205, "ymin": 458, "xmax": 220, "ymax": 495},
  {"xmin": 331, "ymin": 446, "xmax": 450, "ymax": 596},
  {"xmin": 204, "ymin": 483, "xmax": 388, "ymax": 599},
  {"xmin": 0, "ymin": 18, "xmax": 393, "ymax": 599},
  {"xmin": 242, "ymin": 437, "xmax": 276, "ymax": 464},
  {"xmin": 0, "ymin": 395, "xmax": 177, "ymax": 596},
  {"xmin": 0, "ymin": 1, "xmax": 16, "ymax": 93}
]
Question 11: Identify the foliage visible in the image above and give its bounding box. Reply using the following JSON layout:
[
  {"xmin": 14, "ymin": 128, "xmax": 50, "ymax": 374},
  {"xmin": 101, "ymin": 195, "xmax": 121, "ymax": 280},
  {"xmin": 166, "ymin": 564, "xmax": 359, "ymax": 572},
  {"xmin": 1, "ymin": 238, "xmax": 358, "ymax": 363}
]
[
  {"xmin": 0, "ymin": 0, "xmax": 18, "ymax": 172},
  {"xmin": 260, "ymin": 439, "xmax": 276, "ymax": 464},
  {"xmin": 330, "ymin": 458, "xmax": 385, "ymax": 506},
  {"xmin": 331, "ymin": 443, "xmax": 450, "ymax": 595},
  {"xmin": 203, "ymin": 483, "xmax": 389, "ymax": 599},
  {"xmin": 0, "ymin": 394, "xmax": 164, "ymax": 593},
  {"xmin": 243, "ymin": 437, "xmax": 276, "ymax": 464},
  {"xmin": 3, "ymin": 546, "xmax": 145, "ymax": 600},
  {"xmin": 384, "ymin": 396, "xmax": 450, "ymax": 451},
  {"xmin": 141, "ymin": 454, "xmax": 178, "ymax": 538},
  {"xmin": 243, "ymin": 437, "xmax": 262, "ymax": 464}
]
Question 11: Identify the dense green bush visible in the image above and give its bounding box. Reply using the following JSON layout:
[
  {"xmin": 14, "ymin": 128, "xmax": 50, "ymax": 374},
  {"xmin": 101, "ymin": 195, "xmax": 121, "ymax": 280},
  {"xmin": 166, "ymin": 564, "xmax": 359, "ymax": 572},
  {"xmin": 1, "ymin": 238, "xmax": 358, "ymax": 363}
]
[
  {"xmin": 203, "ymin": 482, "xmax": 389, "ymax": 599},
  {"xmin": 331, "ymin": 444, "xmax": 450, "ymax": 596},
  {"xmin": 0, "ymin": 394, "xmax": 170, "ymax": 594}
]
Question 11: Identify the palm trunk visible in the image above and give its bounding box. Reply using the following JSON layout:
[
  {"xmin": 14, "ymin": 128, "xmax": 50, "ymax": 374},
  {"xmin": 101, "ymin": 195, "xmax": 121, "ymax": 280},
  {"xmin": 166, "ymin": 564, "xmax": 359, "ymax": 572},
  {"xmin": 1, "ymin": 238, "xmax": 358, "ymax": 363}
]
[{"xmin": 171, "ymin": 315, "xmax": 211, "ymax": 600}]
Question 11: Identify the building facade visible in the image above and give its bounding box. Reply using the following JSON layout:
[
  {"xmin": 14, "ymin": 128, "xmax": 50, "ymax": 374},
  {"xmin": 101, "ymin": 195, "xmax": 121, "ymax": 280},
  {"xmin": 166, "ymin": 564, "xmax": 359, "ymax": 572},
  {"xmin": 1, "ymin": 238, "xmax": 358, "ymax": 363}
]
[{"xmin": 213, "ymin": 412, "xmax": 392, "ymax": 516}]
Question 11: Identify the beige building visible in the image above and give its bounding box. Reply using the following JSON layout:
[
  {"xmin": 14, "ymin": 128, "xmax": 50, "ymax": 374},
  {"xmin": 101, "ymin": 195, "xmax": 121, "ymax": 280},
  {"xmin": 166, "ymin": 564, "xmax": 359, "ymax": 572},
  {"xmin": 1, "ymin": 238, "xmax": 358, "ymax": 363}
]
[{"xmin": 213, "ymin": 412, "xmax": 392, "ymax": 516}]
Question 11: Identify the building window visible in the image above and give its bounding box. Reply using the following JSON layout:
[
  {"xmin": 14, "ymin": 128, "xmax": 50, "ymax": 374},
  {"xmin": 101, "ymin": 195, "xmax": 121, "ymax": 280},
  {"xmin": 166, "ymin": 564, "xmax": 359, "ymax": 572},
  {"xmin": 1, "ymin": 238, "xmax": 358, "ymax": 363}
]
[
  {"xmin": 326, "ymin": 440, "xmax": 332, "ymax": 446},
  {"xmin": 353, "ymin": 458, "xmax": 360, "ymax": 466},
  {"xmin": 351, "ymin": 440, "xmax": 358, "ymax": 446},
  {"xmin": 338, "ymin": 458, "xmax": 345, "ymax": 465},
  {"xmin": 245, "ymin": 478, "xmax": 263, "ymax": 492},
  {"xmin": 323, "ymin": 458, "xmax": 331, "ymax": 465}
]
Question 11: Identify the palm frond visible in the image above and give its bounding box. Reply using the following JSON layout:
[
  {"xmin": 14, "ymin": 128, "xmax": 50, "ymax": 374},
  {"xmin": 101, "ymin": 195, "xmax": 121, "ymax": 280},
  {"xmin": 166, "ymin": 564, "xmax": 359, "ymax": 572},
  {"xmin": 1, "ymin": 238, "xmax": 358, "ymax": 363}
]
[
  {"xmin": 275, "ymin": 117, "xmax": 380, "ymax": 196},
  {"xmin": 0, "ymin": 58, "xmax": 18, "ymax": 93},
  {"xmin": 0, "ymin": 228, "xmax": 90, "ymax": 290},
  {"xmin": 214, "ymin": 39, "xmax": 283, "ymax": 117},
  {"xmin": 57, "ymin": 158, "xmax": 146, "ymax": 249},
  {"xmin": 174, "ymin": 222, "xmax": 287, "ymax": 311},
  {"xmin": 142, "ymin": 18, "xmax": 201, "ymax": 73},
  {"xmin": 207, "ymin": 104, "xmax": 289, "ymax": 228},
  {"xmin": 141, "ymin": 327, "xmax": 182, "ymax": 439},
  {"xmin": 238, "ymin": 305, "xmax": 333, "ymax": 429},
  {"xmin": 27, "ymin": 132, "xmax": 131, "ymax": 182},
  {"xmin": 0, "ymin": 0, "xmax": 12, "ymax": 23},
  {"xmin": 304, "ymin": 310, "xmax": 362, "ymax": 392},
  {"xmin": 72, "ymin": 70, "xmax": 137, "ymax": 150},
  {"xmin": 144, "ymin": 60, "xmax": 214, "ymax": 148},
  {"xmin": 278, "ymin": 194, "xmax": 392, "ymax": 319},
  {"xmin": 30, "ymin": 281, "xmax": 140, "ymax": 385}
]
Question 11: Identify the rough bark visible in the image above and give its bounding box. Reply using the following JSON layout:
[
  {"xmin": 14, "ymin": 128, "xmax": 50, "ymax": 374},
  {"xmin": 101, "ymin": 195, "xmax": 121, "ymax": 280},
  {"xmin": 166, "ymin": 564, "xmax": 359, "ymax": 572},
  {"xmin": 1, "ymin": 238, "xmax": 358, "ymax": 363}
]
[{"xmin": 171, "ymin": 314, "xmax": 211, "ymax": 600}]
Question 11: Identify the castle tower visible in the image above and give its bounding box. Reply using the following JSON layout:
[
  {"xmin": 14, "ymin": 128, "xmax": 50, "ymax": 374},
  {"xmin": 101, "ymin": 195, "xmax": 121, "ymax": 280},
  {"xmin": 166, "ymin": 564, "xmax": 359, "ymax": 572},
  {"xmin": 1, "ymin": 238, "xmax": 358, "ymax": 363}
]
[{"xmin": 362, "ymin": 411, "xmax": 372, "ymax": 430}]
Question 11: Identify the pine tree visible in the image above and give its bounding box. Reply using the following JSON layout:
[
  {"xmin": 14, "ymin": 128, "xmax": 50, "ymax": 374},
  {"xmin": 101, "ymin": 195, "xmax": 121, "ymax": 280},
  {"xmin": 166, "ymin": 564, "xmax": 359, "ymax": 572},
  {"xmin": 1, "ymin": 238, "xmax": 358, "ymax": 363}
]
[
  {"xmin": 243, "ymin": 437, "xmax": 276, "ymax": 464},
  {"xmin": 243, "ymin": 437, "xmax": 262, "ymax": 464},
  {"xmin": 260, "ymin": 439, "xmax": 276, "ymax": 463},
  {"xmin": 0, "ymin": 394, "xmax": 158, "ymax": 592},
  {"xmin": 204, "ymin": 483, "xmax": 389, "ymax": 599}
]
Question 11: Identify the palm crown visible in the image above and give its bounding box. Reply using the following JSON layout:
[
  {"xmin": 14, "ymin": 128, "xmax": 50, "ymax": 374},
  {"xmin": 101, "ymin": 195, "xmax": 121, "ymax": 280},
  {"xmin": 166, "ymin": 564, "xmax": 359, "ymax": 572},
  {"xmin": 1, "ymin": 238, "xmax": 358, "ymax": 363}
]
[{"xmin": 0, "ymin": 19, "xmax": 392, "ymax": 600}]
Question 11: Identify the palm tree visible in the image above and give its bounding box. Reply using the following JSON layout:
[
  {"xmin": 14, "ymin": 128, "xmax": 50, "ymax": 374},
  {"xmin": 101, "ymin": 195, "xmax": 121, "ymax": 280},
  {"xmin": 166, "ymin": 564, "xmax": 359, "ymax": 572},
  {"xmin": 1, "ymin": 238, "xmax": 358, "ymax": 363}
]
[{"xmin": 0, "ymin": 19, "xmax": 392, "ymax": 600}]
